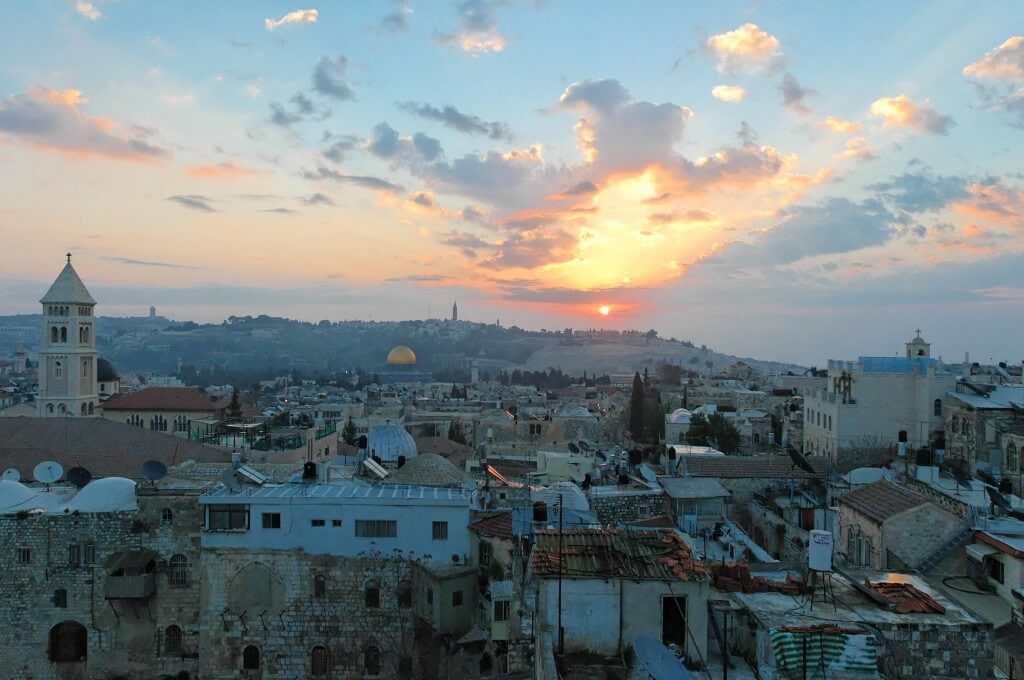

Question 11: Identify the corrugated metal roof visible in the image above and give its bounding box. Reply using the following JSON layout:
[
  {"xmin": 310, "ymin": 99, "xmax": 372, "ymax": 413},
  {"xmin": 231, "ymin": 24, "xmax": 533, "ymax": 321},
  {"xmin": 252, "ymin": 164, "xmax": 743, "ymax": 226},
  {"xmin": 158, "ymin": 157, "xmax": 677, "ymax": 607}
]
[
  {"xmin": 530, "ymin": 528, "xmax": 708, "ymax": 582},
  {"xmin": 659, "ymin": 477, "xmax": 729, "ymax": 499},
  {"xmin": 200, "ymin": 481, "xmax": 473, "ymax": 506}
]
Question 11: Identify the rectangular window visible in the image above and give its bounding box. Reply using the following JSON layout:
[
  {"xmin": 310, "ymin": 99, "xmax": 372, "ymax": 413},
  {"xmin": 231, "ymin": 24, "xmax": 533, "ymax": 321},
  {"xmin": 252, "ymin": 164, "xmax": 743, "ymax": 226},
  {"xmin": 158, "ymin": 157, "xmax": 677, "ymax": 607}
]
[
  {"xmin": 432, "ymin": 521, "xmax": 448, "ymax": 540},
  {"xmin": 17, "ymin": 547, "xmax": 30, "ymax": 564},
  {"xmin": 427, "ymin": 588, "xmax": 434, "ymax": 605},
  {"xmin": 53, "ymin": 589, "xmax": 67, "ymax": 608},
  {"xmin": 989, "ymin": 557, "xmax": 1005, "ymax": 584},
  {"xmin": 355, "ymin": 519, "xmax": 397, "ymax": 538},
  {"xmin": 365, "ymin": 586, "xmax": 380, "ymax": 608},
  {"xmin": 479, "ymin": 542, "xmax": 491, "ymax": 567},
  {"xmin": 262, "ymin": 512, "xmax": 282, "ymax": 529},
  {"xmin": 494, "ymin": 600, "xmax": 510, "ymax": 622},
  {"xmin": 331, "ymin": 519, "xmax": 342, "ymax": 527},
  {"xmin": 82, "ymin": 544, "xmax": 95, "ymax": 566},
  {"xmin": 311, "ymin": 519, "xmax": 326, "ymax": 527},
  {"xmin": 68, "ymin": 544, "xmax": 81, "ymax": 567},
  {"xmin": 207, "ymin": 504, "xmax": 249, "ymax": 530},
  {"xmin": 452, "ymin": 590, "xmax": 463, "ymax": 607}
]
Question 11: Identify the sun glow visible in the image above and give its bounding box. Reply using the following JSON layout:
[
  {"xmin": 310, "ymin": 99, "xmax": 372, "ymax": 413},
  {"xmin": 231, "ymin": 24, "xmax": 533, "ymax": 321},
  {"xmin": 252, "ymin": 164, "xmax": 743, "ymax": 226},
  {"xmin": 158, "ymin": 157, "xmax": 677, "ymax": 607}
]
[{"xmin": 598, "ymin": 305, "xmax": 610, "ymax": 316}]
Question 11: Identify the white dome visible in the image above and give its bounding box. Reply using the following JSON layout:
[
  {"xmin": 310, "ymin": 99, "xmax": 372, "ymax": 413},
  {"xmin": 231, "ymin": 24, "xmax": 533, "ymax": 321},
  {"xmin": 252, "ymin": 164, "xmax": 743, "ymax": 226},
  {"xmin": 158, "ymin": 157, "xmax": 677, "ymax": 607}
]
[
  {"xmin": 65, "ymin": 477, "xmax": 137, "ymax": 512},
  {"xmin": 533, "ymin": 481, "xmax": 590, "ymax": 512},
  {"xmin": 0, "ymin": 480, "xmax": 37, "ymax": 511},
  {"xmin": 367, "ymin": 423, "xmax": 417, "ymax": 463},
  {"xmin": 667, "ymin": 408, "xmax": 692, "ymax": 424}
]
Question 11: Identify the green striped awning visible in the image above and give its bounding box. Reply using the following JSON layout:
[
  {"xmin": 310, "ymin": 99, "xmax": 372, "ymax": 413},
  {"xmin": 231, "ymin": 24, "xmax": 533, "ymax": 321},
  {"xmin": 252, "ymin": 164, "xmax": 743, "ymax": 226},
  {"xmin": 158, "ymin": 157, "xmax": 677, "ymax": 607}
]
[{"xmin": 770, "ymin": 627, "xmax": 878, "ymax": 675}]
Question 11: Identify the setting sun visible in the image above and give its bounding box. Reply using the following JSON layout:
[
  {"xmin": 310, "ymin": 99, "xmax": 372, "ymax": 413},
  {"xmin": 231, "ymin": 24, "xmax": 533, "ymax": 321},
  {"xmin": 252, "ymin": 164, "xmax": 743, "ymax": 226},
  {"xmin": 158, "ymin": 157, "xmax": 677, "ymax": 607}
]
[{"xmin": 599, "ymin": 305, "xmax": 610, "ymax": 316}]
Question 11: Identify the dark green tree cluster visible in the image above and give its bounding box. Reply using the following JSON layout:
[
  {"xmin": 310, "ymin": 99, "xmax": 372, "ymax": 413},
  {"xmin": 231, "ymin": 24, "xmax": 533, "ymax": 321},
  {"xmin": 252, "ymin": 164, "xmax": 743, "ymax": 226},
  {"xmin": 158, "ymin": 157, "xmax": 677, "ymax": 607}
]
[
  {"xmin": 627, "ymin": 371, "xmax": 666, "ymax": 444},
  {"xmin": 686, "ymin": 412, "xmax": 741, "ymax": 454},
  {"xmin": 341, "ymin": 416, "xmax": 358, "ymax": 446},
  {"xmin": 447, "ymin": 419, "xmax": 467, "ymax": 445}
]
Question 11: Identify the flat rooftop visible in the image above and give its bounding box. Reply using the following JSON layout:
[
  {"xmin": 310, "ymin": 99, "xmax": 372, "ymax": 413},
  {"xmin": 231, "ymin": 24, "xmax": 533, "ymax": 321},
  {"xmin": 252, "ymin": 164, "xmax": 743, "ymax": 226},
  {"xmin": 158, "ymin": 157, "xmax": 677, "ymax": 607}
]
[{"xmin": 201, "ymin": 481, "xmax": 474, "ymax": 507}]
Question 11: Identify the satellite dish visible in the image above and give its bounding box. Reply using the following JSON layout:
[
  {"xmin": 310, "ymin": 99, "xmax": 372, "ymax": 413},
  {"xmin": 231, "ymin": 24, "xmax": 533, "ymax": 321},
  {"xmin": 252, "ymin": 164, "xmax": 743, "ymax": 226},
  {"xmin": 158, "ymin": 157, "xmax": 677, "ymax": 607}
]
[
  {"xmin": 987, "ymin": 487, "xmax": 1012, "ymax": 512},
  {"xmin": 221, "ymin": 468, "xmax": 242, "ymax": 493},
  {"xmin": 2, "ymin": 468, "xmax": 20, "ymax": 482},
  {"xmin": 33, "ymin": 460, "xmax": 63, "ymax": 484},
  {"xmin": 67, "ymin": 467, "xmax": 92, "ymax": 488},
  {"xmin": 567, "ymin": 442, "xmax": 580, "ymax": 454},
  {"xmin": 141, "ymin": 460, "xmax": 168, "ymax": 483}
]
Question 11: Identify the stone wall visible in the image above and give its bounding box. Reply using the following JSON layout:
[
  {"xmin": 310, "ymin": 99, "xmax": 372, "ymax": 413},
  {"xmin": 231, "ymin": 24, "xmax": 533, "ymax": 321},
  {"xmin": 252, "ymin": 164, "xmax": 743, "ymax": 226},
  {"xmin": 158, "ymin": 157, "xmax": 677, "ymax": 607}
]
[
  {"xmin": 906, "ymin": 477, "xmax": 972, "ymax": 519},
  {"xmin": 588, "ymin": 489, "xmax": 667, "ymax": 524},
  {"xmin": 884, "ymin": 504, "xmax": 967, "ymax": 569},
  {"xmin": 876, "ymin": 621, "xmax": 993, "ymax": 680}
]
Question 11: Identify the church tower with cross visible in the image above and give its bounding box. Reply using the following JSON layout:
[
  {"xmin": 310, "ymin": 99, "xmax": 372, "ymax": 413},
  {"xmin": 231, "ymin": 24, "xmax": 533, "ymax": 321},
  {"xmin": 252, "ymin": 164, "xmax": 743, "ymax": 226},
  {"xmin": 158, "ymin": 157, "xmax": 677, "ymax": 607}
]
[
  {"xmin": 38, "ymin": 254, "xmax": 99, "ymax": 417},
  {"xmin": 905, "ymin": 329, "xmax": 931, "ymax": 358}
]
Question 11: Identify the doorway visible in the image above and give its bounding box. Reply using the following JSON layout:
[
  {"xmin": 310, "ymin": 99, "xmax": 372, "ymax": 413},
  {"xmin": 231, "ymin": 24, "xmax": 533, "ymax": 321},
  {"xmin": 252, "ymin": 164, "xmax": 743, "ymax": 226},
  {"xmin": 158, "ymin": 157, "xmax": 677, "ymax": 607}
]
[{"xmin": 662, "ymin": 596, "xmax": 687, "ymax": 648}]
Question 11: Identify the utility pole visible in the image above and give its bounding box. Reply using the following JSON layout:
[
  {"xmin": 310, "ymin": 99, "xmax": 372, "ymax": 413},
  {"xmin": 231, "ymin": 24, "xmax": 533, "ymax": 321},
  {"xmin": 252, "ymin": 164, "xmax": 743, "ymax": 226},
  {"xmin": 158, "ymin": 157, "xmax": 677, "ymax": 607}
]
[{"xmin": 558, "ymin": 492, "xmax": 564, "ymax": 655}]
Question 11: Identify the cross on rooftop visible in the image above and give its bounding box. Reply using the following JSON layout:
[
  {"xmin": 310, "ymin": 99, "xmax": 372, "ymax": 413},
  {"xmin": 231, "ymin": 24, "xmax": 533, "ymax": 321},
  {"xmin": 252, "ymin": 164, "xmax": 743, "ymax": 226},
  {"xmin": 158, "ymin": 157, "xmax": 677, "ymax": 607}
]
[{"xmin": 66, "ymin": 252, "xmax": 71, "ymax": 264}]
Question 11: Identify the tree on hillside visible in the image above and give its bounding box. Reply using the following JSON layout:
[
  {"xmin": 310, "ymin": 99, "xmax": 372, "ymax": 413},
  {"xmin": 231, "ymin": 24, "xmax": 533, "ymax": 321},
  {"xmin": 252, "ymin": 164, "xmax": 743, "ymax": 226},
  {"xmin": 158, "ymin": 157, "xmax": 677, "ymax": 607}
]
[
  {"xmin": 656, "ymin": 363, "xmax": 684, "ymax": 386},
  {"xmin": 342, "ymin": 416, "xmax": 358, "ymax": 446},
  {"xmin": 228, "ymin": 388, "xmax": 241, "ymax": 420},
  {"xmin": 629, "ymin": 372, "xmax": 645, "ymax": 442},
  {"xmin": 447, "ymin": 419, "xmax": 467, "ymax": 445}
]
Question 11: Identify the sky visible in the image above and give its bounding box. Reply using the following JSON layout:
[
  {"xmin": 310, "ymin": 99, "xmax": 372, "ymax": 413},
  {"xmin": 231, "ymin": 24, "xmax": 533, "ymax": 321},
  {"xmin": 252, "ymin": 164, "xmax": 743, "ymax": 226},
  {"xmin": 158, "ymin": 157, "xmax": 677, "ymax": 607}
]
[{"xmin": 0, "ymin": 1, "xmax": 1022, "ymax": 366}]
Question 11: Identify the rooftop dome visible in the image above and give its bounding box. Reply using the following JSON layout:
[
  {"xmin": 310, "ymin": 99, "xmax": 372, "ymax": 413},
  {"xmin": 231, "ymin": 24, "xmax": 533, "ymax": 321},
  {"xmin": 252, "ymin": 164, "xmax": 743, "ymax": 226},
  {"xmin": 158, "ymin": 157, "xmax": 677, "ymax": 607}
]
[
  {"xmin": 556, "ymin": 405, "xmax": 596, "ymax": 419},
  {"xmin": 386, "ymin": 345, "xmax": 417, "ymax": 366},
  {"xmin": 667, "ymin": 408, "xmax": 692, "ymax": 424},
  {"xmin": 366, "ymin": 423, "xmax": 417, "ymax": 463},
  {"xmin": 64, "ymin": 477, "xmax": 137, "ymax": 513},
  {"xmin": 97, "ymin": 358, "xmax": 119, "ymax": 382},
  {"xmin": 388, "ymin": 453, "xmax": 471, "ymax": 487},
  {"xmin": 0, "ymin": 480, "xmax": 37, "ymax": 511}
]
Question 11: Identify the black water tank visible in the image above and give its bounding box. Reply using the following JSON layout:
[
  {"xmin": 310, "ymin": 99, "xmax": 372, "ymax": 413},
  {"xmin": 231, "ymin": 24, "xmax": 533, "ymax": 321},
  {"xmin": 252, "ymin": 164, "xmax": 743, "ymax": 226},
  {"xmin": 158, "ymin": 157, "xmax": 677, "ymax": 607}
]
[
  {"xmin": 397, "ymin": 455, "xmax": 407, "ymax": 468},
  {"xmin": 302, "ymin": 461, "xmax": 317, "ymax": 479},
  {"xmin": 533, "ymin": 502, "xmax": 548, "ymax": 522}
]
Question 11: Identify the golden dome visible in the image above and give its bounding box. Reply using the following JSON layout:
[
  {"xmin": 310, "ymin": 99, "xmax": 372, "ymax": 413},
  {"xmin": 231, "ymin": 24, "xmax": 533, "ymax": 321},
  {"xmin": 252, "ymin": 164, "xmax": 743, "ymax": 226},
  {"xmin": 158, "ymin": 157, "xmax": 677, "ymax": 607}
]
[{"xmin": 387, "ymin": 345, "xmax": 417, "ymax": 366}]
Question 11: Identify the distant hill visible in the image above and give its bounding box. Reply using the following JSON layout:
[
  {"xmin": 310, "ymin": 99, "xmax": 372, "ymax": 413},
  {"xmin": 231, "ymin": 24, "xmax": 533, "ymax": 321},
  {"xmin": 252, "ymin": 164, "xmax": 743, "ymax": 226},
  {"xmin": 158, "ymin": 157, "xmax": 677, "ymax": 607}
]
[{"xmin": 0, "ymin": 314, "xmax": 804, "ymax": 382}]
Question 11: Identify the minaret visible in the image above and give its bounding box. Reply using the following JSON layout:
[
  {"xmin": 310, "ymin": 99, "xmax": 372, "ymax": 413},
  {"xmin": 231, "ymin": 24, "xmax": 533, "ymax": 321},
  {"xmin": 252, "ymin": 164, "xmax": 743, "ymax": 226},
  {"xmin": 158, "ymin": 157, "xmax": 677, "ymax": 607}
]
[
  {"xmin": 452, "ymin": 301, "xmax": 458, "ymax": 322},
  {"xmin": 38, "ymin": 254, "xmax": 99, "ymax": 417}
]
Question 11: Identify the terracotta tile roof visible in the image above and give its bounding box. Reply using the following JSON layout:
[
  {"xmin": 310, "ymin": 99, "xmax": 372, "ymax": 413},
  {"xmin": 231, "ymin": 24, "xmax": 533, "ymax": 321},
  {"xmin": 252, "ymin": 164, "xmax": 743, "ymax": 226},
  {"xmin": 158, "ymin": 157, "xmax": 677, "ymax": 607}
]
[
  {"xmin": 103, "ymin": 387, "xmax": 228, "ymax": 412},
  {"xmin": 0, "ymin": 416, "xmax": 230, "ymax": 480},
  {"xmin": 530, "ymin": 528, "xmax": 708, "ymax": 582},
  {"xmin": 838, "ymin": 480, "xmax": 929, "ymax": 523},
  {"xmin": 710, "ymin": 562, "xmax": 809, "ymax": 595},
  {"xmin": 867, "ymin": 581, "xmax": 945, "ymax": 614},
  {"xmin": 678, "ymin": 455, "xmax": 826, "ymax": 479},
  {"xmin": 469, "ymin": 512, "xmax": 514, "ymax": 540}
]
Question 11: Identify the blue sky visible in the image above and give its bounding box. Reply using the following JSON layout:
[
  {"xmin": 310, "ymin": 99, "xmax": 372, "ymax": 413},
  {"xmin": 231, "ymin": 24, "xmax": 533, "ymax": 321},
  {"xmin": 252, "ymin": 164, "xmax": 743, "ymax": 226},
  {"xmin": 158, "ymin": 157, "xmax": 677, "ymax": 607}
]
[{"xmin": 0, "ymin": 1, "xmax": 1022, "ymax": 365}]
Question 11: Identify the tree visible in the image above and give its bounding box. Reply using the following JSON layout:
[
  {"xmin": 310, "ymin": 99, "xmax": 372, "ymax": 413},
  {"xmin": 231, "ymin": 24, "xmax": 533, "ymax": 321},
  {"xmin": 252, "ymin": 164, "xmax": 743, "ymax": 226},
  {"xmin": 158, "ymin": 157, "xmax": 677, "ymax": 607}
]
[
  {"xmin": 656, "ymin": 362, "xmax": 684, "ymax": 386},
  {"xmin": 228, "ymin": 388, "xmax": 241, "ymax": 420},
  {"xmin": 708, "ymin": 413, "xmax": 741, "ymax": 454},
  {"xmin": 447, "ymin": 419, "xmax": 467, "ymax": 445},
  {"xmin": 629, "ymin": 372, "xmax": 645, "ymax": 442},
  {"xmin": 342, "ymin": 416, "xmax": 358, "ymax": 445}
]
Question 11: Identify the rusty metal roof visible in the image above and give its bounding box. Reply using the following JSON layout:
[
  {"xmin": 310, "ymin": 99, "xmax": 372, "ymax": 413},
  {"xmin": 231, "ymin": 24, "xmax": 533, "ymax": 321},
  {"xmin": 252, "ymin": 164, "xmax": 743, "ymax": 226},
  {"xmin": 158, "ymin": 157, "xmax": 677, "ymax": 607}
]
[{"xmin": 530, "ymin": 528, "xmax": 708, "ymax": 582}]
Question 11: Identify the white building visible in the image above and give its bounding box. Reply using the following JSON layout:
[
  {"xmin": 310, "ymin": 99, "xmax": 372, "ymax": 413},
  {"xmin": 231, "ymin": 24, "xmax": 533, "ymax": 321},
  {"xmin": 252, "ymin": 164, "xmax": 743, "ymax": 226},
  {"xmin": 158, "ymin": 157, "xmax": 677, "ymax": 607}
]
[
  {"xmin": 199, "ymin": 482, "xmax": 474, "ymax": 565},
  {"xmin": 802, "ymin": 333, "xmax": 956, "ymax": 460},
  {"xmin": 38, "ymin": 255, "xmax": 99, "ymax": 417}
]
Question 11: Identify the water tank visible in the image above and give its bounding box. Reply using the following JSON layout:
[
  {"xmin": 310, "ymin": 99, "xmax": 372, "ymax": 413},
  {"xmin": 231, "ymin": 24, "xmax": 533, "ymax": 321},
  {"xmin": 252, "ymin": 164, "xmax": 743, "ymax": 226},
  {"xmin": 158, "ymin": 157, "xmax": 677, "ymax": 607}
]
[{"xmin": 808, "ymin": 530, "xmax": 833, "ymax": 572}]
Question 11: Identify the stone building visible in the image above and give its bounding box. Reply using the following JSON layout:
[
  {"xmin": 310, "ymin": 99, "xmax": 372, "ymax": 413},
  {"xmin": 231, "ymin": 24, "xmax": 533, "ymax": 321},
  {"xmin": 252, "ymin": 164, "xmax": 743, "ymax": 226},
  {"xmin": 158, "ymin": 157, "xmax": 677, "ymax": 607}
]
[
  {"xmin": 837, "ymin": 480, "xmax": 968, "ymax": 570},
  {"xmin": 102, "ymin": 387, "xmax": 229, "ymax": 434},
  {"xmin": 37, "ymin": 255, "xmax": 99, "ymax": 418},
  {"xmin": 944, "ymin": 382, "xmax": 1024, "ymax": 479}
]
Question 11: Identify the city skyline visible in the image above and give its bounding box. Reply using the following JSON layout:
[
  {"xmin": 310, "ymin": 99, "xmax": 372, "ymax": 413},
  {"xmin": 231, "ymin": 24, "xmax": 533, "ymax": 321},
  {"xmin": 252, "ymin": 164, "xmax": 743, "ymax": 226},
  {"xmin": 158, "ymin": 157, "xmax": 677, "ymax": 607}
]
[{"xmin": 1, "ymin": 1, "xmax": 1022, "ymax": 365}]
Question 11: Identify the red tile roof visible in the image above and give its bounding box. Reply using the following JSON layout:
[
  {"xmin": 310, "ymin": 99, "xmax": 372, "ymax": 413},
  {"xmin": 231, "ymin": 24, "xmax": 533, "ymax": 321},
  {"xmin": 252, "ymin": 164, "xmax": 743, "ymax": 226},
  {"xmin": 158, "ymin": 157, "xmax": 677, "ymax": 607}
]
[
  {"xmin": 867, "ymin": 581, "xmax": 946, "ymax": 614},
  {"xmin": 469, "ymin": 512, "xmax": 514, "ymax": 540},
  {"xmin": 103, "ymin": 387, "xmax": 228, "ymax": 412},
  {"xmin": 679, "ymin": 455, "xmax": 826, "ymax": 479},
  {"xmin": 838, "ymin": 480, "xmax": 929, "ymax": 523}
]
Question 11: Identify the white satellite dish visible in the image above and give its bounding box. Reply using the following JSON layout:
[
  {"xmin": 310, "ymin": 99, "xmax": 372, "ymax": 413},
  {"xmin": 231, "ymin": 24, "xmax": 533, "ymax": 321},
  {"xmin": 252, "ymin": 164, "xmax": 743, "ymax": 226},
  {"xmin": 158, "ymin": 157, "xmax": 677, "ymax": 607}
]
[
  {"xmin": 34, "ymin": 460, "xmax": 64, "ymax": 485},
  {"xmin": 221, "ymin": 468, "xmax": 242, "ymax": 493},
  {"xmin": 2, "ymin": 468, "xmax": 20, "ymax": 482}
]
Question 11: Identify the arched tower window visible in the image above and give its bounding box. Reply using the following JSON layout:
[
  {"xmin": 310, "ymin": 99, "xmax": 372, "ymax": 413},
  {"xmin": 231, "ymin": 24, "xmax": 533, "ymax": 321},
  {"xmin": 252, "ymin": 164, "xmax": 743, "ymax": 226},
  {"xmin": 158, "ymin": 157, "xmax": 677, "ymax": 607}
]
[
  {"xmin": 51, "ymin": 327, "xmax": 58, "ymax": 343},
  {"xmin": 168, "ymin": 554, "xmax": 189, "ymax": 587},
  {"xmin": 164, "ymin": 625, "xmax": 182, "ymax": 655},
  {"xmin": 47, "ymin": 404, "xmax": 54, "ymax": 414},
  {"xmin": 161, "ymin": 508, "xmax": 173, "ymax": 526},
  {"xmin": 81, "ymin": 404, "xmax": 87, "ymax": 416},
  {"xmin": 54, "ymin": 361, "xmax": 63, "ymax": 379},
  {"xmin": 243, "ymin": 645, "xmax": 260, "ymax": 670},
  {"xmin": 934, "ymin": 399, "xmax": 942, "ymax": 417},
  {"xmin": 311, "ymin": 646, "xmax": 331, "ymax": 676},
  {"xmin": 60, "ymin": 327, "xmax": 67, "ymax": 343},
  {"xmin": 88, "ymin": 402, "xmax": 94, "ymax": 415}
]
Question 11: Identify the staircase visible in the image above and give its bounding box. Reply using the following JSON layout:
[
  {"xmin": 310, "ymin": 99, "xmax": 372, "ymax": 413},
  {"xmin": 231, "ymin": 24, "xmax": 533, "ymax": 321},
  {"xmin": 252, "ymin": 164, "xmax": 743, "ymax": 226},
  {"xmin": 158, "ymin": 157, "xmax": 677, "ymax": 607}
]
[{"xmin": 916, "ymin": 525, "xmax": 975, "ymax": 573}]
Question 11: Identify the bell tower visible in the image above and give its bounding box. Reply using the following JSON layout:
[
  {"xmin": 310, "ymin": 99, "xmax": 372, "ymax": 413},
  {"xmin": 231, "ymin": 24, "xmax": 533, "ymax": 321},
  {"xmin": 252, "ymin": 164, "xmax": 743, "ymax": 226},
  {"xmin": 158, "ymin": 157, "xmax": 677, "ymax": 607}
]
[{"xmin": 38, "ymin": 254, "xmax": 99, "ymax": 417}]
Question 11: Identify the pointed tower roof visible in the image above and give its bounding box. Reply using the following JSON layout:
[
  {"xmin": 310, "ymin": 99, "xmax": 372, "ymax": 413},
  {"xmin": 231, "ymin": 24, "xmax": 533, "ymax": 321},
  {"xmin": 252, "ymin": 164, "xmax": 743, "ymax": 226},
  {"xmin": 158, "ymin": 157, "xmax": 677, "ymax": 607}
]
[{"xmin": 40, "ymin": 256, "xmax": 96, "ymax": 304}]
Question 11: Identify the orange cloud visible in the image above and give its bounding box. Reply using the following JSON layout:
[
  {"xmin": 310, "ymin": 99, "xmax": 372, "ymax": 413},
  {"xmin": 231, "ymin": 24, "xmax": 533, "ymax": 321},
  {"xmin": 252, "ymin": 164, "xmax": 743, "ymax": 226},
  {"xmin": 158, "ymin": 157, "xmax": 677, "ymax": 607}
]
[
  {"xmin": 822, "ymin": 116, "xmax": 861, "ymax": 133},
  {"xmin": 264, "ymin": 9, "xmax": 318, "ymax": 31},
  {"xmin": 868, "ymin": 94, "xmax": 953, "ymax": 134},
  {"xmin": 834, "ymin": 136, "xmax": 874, "ymax": 161},
  {"xmin": 705, "ymin": 23, "xmax": 783, "ymax": 74},
  {"xmin": 184, "ymin": 162, "xmax": 264, "ymax": 179},
  {"xmin": 963, "ymin": 36, "xmax": 1024, "ymax": 82},
  {"xmin": 952, "ymin": 182, "xmax": 1024, "ymax": 223}
]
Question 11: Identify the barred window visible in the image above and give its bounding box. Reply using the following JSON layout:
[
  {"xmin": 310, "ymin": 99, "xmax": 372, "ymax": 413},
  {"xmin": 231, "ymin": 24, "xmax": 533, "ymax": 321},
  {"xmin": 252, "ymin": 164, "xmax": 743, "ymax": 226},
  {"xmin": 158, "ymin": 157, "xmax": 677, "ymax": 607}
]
[
  {"xmin": 17, "ymin": 547, "xmax": 31, "ymax": 564},
  {"xmin": 164, "ymin": 625, "xmax": 182, "ymax": 655},
  {"xmin": 432, "ymin": 521, "xmax": 448, "ymax": 540},
  {"xmin": 169, "ymin": 554, "xmax": 189, "ymax": 587},
  {"xmin": 207, "ymin": 504, "xmax": 248, "ymax": 530},
  {"xmin": 355, "ymin": 519, "xmax": 397, "ymax": 538}
]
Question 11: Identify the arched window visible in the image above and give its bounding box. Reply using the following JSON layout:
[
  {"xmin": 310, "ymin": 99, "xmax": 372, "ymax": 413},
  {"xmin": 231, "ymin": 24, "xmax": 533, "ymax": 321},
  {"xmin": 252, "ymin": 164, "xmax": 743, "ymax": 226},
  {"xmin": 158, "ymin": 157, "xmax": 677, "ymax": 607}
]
[
  {"xmin": 58, "ymin": 403, "xmax": 66, "ymax": 414},
  {"xmin": 82, "ymin": 359, "xmax": 89, "ymax": 377},
  {"xmin": 60, "ymin": 327, "xmax": 67, "ymax": 343},
  {"xmin": 161, "ymin": 508, "xmax": 173, "ymax": 526},
  {"xmin": 168, "ymin": 554, "xmax": 189, "ymax": 587},
  {"xmin": 82, "ymin": 327, "xmax": 89, "ymax": 343},
  {"xmin": 88, "ymin": 402, "xmax": 94, "ymax": 415},
  {"xmin": 364, "ymin": 646, "xmax": 381, "ymax": 676},
  {"xmin": 51, "ymin": 326, "xmax": 59, "ymax": 343},
  {"xmin": 397, "ymin": 580, "xmax": 412, "ymax": 608},
  {"xmin": 81, "ymin": 404, "xmax": 87, "ymax": 416},
  {"xmin": 54, "ymin": 361, "xmax": 63, "ymax": 379},
  {"xmin": 164, "ymin": 625, "xmax": 182, "ymax": 656},
  {"xmin": 47, "ymin": 404, "xmax": 54, "ymax": 414},
  {"xmin": 78, "ymin": 327, "xmax": 84, "ymax": 343},
  {"xmin": 934, "ymin": 399, "xmax": 942, "ymax": 417},
  {"xmin": 311, "ymin": 645, "xmax": 331, "ymax": 676},
  {"xmin": 1007, "ymin": 444, "xmax": 1018, "ymax": 473},
  {"xmin": 243, "ymin": 645, "xmax": 260, "ymax": 670},
  {"xmin": 952, "ymin": 417, "xmax": 959, "ymax": 434},
  {"xmin": 314, "ymin": 574, "xmax": 327, "ymax": 598},
  {"xmin": 49, "ymin": 621, "xmax": 87, "ymax": 662}
]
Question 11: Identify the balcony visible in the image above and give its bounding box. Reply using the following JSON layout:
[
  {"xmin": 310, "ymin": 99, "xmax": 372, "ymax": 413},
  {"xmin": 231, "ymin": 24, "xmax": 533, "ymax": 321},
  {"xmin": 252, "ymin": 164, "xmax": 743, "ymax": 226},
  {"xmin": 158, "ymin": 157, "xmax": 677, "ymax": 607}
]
[{"xmin": 104, "ymin": 573, "xmax": 156, "ymax": 600}]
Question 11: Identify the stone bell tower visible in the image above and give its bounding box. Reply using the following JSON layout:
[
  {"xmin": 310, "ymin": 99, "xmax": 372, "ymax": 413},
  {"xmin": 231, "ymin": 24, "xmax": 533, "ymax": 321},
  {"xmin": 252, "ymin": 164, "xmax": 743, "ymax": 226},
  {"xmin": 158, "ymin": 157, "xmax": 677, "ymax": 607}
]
[{"xmin": 38, "ymin": 254, "xmax": 99, "ymax": 417}]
